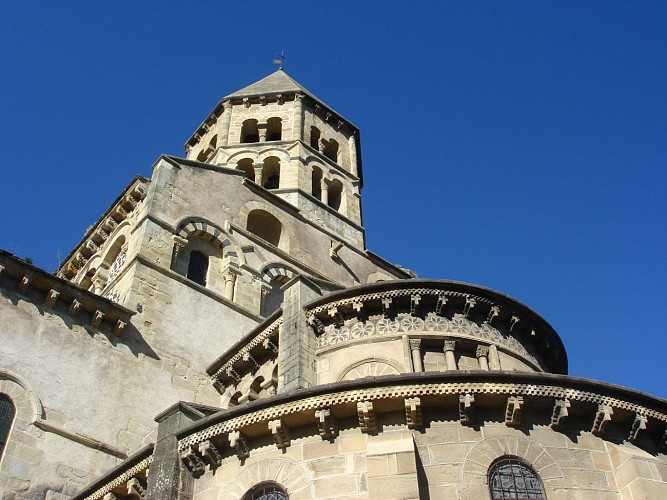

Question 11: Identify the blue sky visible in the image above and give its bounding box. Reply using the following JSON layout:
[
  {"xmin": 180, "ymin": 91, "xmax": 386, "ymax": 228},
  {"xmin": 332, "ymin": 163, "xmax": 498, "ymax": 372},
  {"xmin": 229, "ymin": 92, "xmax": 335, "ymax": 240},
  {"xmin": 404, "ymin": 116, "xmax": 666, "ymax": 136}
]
[{"xmin": 1, "ymin": 2, "xmax": 665, "ymax": 398}]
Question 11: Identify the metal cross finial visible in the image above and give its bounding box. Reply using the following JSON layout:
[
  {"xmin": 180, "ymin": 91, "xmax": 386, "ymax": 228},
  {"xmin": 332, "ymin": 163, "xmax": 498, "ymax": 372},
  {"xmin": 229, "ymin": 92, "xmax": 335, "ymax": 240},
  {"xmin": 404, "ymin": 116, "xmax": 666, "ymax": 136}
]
[{"xmin": 273, "ymin": 50, "xmax": 286, "ymax": 70}]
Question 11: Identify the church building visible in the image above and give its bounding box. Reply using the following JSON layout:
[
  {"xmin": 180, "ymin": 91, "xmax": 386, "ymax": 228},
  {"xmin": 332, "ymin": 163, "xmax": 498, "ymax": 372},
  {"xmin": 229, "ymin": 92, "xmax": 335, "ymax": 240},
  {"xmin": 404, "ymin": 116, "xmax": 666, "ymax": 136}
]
[{"xmin": 1, "ymin": 70, "xmax": 666, "ymax": 499}]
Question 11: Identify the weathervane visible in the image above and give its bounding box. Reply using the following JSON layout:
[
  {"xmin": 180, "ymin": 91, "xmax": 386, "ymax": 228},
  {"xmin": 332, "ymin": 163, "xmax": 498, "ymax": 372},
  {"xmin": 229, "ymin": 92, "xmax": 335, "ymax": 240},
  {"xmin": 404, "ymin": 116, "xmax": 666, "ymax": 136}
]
[{"xmin": 273, "ymin": 50, "xmax": 286, "ymax": 70}]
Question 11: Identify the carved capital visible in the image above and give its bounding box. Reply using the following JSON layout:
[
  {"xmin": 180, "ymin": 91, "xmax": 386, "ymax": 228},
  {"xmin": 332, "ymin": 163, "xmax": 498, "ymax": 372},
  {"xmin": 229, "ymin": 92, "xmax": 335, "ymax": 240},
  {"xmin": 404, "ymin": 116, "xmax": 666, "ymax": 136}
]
[
  {"xmin": 409, "ymin": 339, "xmax": 422, "ymax": 351},
  {"xmin": 443, "ymin": 340, "xmax": 456, "ymax": 353},
  {"xmin": 476, "ymin": 345, "xmax": 489, "ymax": 359},
  {"xmin": 405, "ymin": 397, "xmax": 422, "ymax": 429}
]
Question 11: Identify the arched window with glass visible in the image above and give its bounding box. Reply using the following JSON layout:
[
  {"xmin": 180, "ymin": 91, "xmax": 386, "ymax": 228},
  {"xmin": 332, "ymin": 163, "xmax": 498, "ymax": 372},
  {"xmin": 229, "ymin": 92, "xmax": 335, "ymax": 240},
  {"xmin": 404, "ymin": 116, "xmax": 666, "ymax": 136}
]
[
  {"xmin": 241, "ymin": 481, "xmax": 288, "ymax": 500},
  {"xmin": 488, "ymin": 457, "xmax": 546, "ymax": 500},
  {"xmin": 0, "ymin": 395, "xmax": 16, "ymax": 459}
]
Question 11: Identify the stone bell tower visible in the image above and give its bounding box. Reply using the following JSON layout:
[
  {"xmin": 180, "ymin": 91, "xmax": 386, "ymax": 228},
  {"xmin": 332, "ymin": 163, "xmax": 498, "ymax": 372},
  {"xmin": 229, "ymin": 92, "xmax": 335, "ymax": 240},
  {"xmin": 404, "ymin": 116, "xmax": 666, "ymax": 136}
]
[{"xmin": 184, "ymin": 69, "xmax": 364, "ymax": 249}]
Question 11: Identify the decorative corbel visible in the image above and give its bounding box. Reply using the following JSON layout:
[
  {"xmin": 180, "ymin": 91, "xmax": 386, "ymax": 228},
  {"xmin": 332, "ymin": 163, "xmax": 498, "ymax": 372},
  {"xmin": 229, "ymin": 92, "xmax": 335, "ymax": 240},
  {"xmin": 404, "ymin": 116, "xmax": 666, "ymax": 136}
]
[
  {"xmin": 504, "ymin": 396, "xmax": 524, "ymax": 427},
  {"xmin": 357, "ymin": 401, "xmax": 377, "ymax": 433},
  {"xmin": 510, "ymin": 315, "xmax": 521, "ymax": 331},
  {"xmin": 486, "ymin": 305, "xmax": 500, "ymax": 324},
  {"xmin": 262, "ymin": 337, "xmax": 279, "ymax": 354},
  {"xmin": 181, "ymin": 449, "xmax": 206, "ymax": 478},
  {"xmin": 628, "ymin": 413, "xmax": 648, "ymax": 444},
  {"xmin": 91, "ymin": 310, "xmax": 104, "ymax": 327},
  {"xmin": 198, "ymin": 440, "xmax": 222, "ymax": 468},
  {"xmin": 68, "ymin": 299, "xmax": 82, "ymax": 317},
  {"xmin": 405, "ymin": 397, "xmax": 422, "ymax": 429},
  {"xmin": 381, "ymin": 298, "xmax": 393, "ymax": 318},
  {"xmin": 242, "ymin": 352, "xmax": 260, "ymax": 370},
  {"xmin": 243, "ymin": 97, "xmax": 250, "ymax": 108},
  {"xmin": 592, "ymin": 404, "xmax": 614, "ymax": 436},
  {"xmin": 435, "ymin": 295, "xmax": 448, "ymax": 315},
  {"xmin": 463, "ymin": 297, "xmax": 476, "ymax": 317},
  {"xmin": 269, "ymin": 419, "xmax": 291, "ymax": 449},
  {"xmin": 550, "ymin": 399, "xmax": 571, "ymax": 429},
  {"xmin": 410, "ymin": 294, "xmax": 421, "ymax": 315},
  {"xmin": 226, "ymin": 368, "xmax": 241, "ymax": 383},
  {"xmin": 228, "ymin": 430, "xmax": 250, "ymax": 459},
  {"xmin": 259, "ymin": 95, "xmax": 267, "ymax": 106},
  {"xmin": 276, "ymin": 93, "xmax": 284, "ymax": 105},
  {"xmin": 308, "ymin": 314, "xmax": 324, "ymax": 335},
  {"xmin": 19, "ymin": 275, "xmax": 31, "ymax": 293},
  {"xmin": 327, "ymin": 306, "xmax": 344, "ymax": 327},
  {"xmin": 459, "ymin": 393, "xmax": 475, "ymax": 426},
  {"xmin": 113, "ymin": 320, "xmax": 126, "ymax": 336},
  {"xmin": 125, "ymin": 194, "xmax": 138, "ymax": 209},
  {"xmin": 315, "ymin": 408, "xmax": 338, "ymax": 439},
  {"xmin": 115, "ymin": 205, "xmax": 128, "ymax": 219},
  {"xmin": 127, "ymin": 476, "xmax": 146, "ymax": 498},
  {"xmin": 103, "ymin": 493, "xmax": 118, "ymax": 500},
  {"xmin": 44, "ymin": 289, "xmax": 60, "ymax": 307}
]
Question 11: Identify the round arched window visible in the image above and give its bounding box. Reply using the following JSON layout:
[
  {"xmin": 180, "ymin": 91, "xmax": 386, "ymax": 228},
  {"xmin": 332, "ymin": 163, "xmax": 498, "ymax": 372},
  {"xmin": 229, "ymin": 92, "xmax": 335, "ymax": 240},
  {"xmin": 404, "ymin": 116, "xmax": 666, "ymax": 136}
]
[
  {"xmin": 241, "ymin": 481, "xmax": 288, "ymax": 500},
  {"xmin": 488, "ymin": 457, "xmax": 545, "ymax": 500},
  {"xmin": 0, "ymin": 395, "xmax": 16, "ymax": 458}
]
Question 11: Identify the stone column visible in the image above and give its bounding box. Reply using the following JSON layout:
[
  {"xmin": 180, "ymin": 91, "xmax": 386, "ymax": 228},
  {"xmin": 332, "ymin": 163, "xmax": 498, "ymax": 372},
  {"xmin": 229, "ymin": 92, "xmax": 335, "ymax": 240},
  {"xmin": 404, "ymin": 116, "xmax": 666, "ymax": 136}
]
[
  {"xmin": 222, "ymin": 271, "xmax": 237, "ymax": 301},
  {"xmin": 409, "ymin": 339, "xmax": 422, "ymax": 372},
  {"xmin": 348, "ymin": 132, "xmax": 359, "ymax": 177},
  {"xmin": 293, "ymin": 94, "xmax": 304, "ymax": 141},
  {"xmin": 254, "ymin": 166, "xmax": 264, "ymax": 187},
  {"xmin": 476, "ymin": 345, "xmax": 490, "ymax": 371},
  {"xmin": 258, "ymin": 124, "xmax": 267, "ymax": 142},
  {"xmin": 443, "ymin": 340, "xmax": 457, "ymax": 371},
  {"xmin": 321, "ymin": 180, "xmax": 329, "ymax": 205},
  {"xmin": 219, "ymin": 101, "xmax": 233, "ymax": 145}
]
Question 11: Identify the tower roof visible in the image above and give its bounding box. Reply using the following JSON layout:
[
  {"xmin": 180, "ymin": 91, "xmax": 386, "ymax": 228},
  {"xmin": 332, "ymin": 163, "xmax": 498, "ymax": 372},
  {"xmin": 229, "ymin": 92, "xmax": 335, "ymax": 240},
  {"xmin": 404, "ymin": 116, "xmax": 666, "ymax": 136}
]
[{"xmin": 224, "ymin": 69, "xmax": 357, "ymax": 130}]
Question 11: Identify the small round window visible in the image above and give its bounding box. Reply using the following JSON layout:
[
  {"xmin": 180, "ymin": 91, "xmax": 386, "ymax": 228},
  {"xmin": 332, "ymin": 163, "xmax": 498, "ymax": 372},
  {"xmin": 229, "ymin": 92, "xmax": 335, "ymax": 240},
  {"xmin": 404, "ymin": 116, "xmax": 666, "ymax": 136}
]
[{"xmin": 488, "ymin": 457, "xmax": 545, "ymax": 500}]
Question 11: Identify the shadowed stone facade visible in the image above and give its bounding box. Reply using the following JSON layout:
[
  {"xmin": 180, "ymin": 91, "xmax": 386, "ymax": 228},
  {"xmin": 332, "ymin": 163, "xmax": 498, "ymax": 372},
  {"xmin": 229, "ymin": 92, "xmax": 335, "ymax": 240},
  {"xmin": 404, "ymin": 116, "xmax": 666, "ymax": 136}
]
[{"xmin": 1, "ymin": 70, "xmax": 665, "ymax": 499}]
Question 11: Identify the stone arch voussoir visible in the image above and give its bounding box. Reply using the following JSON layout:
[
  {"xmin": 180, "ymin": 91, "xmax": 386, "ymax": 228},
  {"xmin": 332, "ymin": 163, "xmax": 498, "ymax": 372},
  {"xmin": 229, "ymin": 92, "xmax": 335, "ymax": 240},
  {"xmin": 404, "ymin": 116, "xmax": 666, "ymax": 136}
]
[
  {"xmin": 0, "ymin": 370, "xmax": 44, "ymax": 424},
  {"xmin": 462, "ymin": 435, "xmax": 565, "ymax": 490},
  {"xmin": 176, "ymin": 217, "xmax": 244, "ymax": 265},
  {"xmin": 336, "ymin": 357, "xmax": 404, "ymax": 382},
  {"xmin": 221, "ymin": 457, "xmax": 314, "ymax": 499}
]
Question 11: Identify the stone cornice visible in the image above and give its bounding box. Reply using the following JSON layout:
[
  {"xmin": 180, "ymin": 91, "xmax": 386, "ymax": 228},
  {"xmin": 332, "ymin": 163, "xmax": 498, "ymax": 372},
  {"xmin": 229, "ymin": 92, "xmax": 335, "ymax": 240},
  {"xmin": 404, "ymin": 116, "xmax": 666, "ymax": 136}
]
[
  {"xmin": 0, "ymin": 250, "xmax": 135, "ymax": 335},
  {"xmin": 304, "ymin": 279, "xmax": 567, "ymax": 374},
  {"xmin": 75, "ymin": 371, "xmax": 667, "ymax": 499},
  {"xmin": 73, "ymin": 444, "xmax": 153, "ymax": 500},
  {"xmin": 57, "ymin": 176, "xmax": 149, "ymax": 281}
]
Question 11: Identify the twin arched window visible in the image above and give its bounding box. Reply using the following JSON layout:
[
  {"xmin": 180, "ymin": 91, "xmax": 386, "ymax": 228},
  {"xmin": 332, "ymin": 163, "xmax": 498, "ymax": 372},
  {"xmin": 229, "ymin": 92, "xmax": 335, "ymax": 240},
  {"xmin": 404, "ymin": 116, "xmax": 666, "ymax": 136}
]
[
  {"xmin": 0, "ymin": 395, "xmax": 16, "ymax": 460},
  {"xmin": 488, "ymin": 457, "xmax": 545, "ymax": 500}
]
